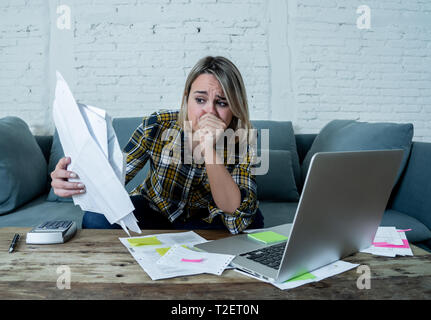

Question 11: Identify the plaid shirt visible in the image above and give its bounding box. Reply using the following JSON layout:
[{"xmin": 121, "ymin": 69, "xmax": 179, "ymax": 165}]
[{"xmin": 123, "ymin": 110, "xmax": 259, "ymax": 234}]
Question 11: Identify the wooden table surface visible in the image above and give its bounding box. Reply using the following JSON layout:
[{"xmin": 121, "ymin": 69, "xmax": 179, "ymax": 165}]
[{"xmin": 1, "ymin": 227, "xmax": 431, "ymax": 300}]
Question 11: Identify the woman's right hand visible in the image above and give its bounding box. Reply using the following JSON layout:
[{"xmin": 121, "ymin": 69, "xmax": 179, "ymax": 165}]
[{"xmin": 50, "ymin": 157, "xmax": 86, "ymax": 198}]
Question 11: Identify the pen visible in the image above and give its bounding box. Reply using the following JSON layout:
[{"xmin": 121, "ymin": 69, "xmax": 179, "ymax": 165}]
[{"xmin": 9, "ymin": 233, "xmax": 20, "ymax": 253}]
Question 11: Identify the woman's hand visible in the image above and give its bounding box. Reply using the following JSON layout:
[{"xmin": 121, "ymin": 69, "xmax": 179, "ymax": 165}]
[
  {"xmin": 195, "ymin": 113, "xmax": 227, "ymax": 160},
  {"xmin": 50, "ymin": 157, "xmax": 86, "ymax": 197}
]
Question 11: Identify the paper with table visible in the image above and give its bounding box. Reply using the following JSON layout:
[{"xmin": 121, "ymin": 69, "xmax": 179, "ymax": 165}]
[
  {"xmin": 52, "ymin": 71, "xmax": 140, "ymax": 236},
  {"xmin": 238, "ymin": 229, "xmax": 360, "ymax": 290},
  {"xmin": 360, "ymin": 226, "xmax": 413, "ymax": 257},
  {"xmin": 119, "ymin": 231, "xmax": 234, "ymax": 280},
  {"xmin": 119, "ymin": 227, "xmax": 412, "ymax": 286},
  {"xmin": 157, "ymin": 244, "xmax": 234, "ymax": 276},
  {"xmin": 236, "ymin": 260, "xmax": 359, "ymax": 290}
]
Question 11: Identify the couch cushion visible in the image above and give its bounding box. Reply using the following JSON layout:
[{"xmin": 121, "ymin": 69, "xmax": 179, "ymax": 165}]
[
  {"xmin": 301, "ymin": 120, "xmax": 414, "ymax": 187},
  {"xmin": 0, "ymin": 117, "xmax": 48, "ymax": 215},
  {"xmin": 389, "ymin": 142, "xmax": 431, "ymax": 231},
  {"xmin": 416, "ymin": 239, "xmax": 431, "ymax": 253},
  {"xmin": 255, "ymin": 150, "xmax": 299, "ymax": 201},
  {"xmin": 258, "ymin": 201, "xmax": 298, "ymax": 227},
  {"xmin": 251, "ymin": 120, "xmax": 301, "ymax": 189},
  {"xmin": 380, "ymin": 209, "xmax": 431, "ymax": 243},
  {"xmin": 0, "ymin": 194, "xmax": 84, "ymax": 228},
  {"xmin": 112, "ymin": 117, "xmax": 150, "ymax": 193}
]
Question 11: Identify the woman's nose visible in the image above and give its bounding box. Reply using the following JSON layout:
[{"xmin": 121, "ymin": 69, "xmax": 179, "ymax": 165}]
[{"xmin": 203, "ymin": 101, "xmax": 217, "ymax": 115}]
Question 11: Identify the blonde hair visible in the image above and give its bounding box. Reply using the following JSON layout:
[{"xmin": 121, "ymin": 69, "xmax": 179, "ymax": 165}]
[{"xmin": 178, "ymin": 56, "xmax": 252, "ymax": 134}]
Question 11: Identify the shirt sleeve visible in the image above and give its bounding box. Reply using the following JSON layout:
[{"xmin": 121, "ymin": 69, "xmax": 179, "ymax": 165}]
[
  {"xmin": 205, "ymin": 152, "xmax": 259, "ymax": 234},
  {"xmin": 123, "ymin": 113, "xmax": 159, "ymax": 186}
]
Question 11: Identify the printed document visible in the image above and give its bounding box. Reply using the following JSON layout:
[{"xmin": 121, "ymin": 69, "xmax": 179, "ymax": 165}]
[
  {"xmin": 360, "ymin": 226, "xmax": 413, "ymax": 257},
  {"xmin": 120, "ymin": 231, "xmax": 217, "ymax": 280},
  {"xmin": 157, "ymin": 244, "xmax": 235, "ymax": 276}
]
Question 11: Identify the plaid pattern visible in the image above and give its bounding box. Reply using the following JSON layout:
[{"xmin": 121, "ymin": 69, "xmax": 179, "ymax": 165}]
[{"xmin": 123, "ymin": 110, "xmax": 259, "ymax": 234}]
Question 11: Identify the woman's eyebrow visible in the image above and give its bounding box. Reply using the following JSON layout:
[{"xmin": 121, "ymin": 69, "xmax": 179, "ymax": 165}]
[
  {"xmin": 193, "ymin": 90, "xmax": 208, "ymax": 95},
  {"xmin": 193, "ymin": 91, "xmax": 226, "ymax": 99}
]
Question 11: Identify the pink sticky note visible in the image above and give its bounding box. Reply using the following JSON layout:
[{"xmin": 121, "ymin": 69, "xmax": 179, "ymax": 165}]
[
  {"xmin": 181, "ymin": 258, "xmax": 204, "ymax": 263},
  {"xmin": 372, "ymin": 239, "xmax": 410, "ymax": 248},
  {"xmin": 397, "ymin": 229, "xmax": 412, "ymax": 232}
]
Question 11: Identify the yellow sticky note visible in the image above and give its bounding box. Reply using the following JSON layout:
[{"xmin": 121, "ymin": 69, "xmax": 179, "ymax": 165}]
[
  {"xmin": 156, "ymin": 247, "xmax": 171, "ymax": 256},
  {"xmin": 155, "ymin": 245, "xmax": 190, "ymax": 256},
  {"xmin": 127, "ymin": 236, "xmax": 162, "ymax": 247}
]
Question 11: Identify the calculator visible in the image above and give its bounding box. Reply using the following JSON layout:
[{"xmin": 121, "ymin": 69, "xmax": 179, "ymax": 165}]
[{"xmin": 26, "ymin": 220, "xmax": 77, "ymax": 244}]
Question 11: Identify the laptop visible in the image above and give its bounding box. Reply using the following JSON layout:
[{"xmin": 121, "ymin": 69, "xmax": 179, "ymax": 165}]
[{"xmin": 195, "ymin": 150, "xmax": 404, "ymax": 283}]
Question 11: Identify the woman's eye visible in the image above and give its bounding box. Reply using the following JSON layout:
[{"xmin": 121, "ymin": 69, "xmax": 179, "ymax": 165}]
[
  {"xmin": 195, "ymin": 98, "xmax": 205, "ymax": 104},
  {"xmin": 217, "ymin": 101, "xmax": 228, "ymax": 107}
]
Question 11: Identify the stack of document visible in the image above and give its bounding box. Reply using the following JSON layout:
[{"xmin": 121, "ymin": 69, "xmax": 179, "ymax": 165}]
[
  {"xmin": 236, "ymin": 260, "xmax": 359, "ymax": 290},
  {"xmin": 157, "ymin": 245, "xmax": 235, "ymax": 276},
  {"xmin": 52, "ymin": 71, "xmax": 140, "ymax": 236},
  {"xmin": 360, "ymin": 226, "xmax": 413, "ymax": 257},
  {"xmin": 119, "ymin": 231, "xmax": 234, "ymax": 280}
]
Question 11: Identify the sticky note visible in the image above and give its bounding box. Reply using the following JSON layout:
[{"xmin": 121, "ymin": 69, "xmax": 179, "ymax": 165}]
[
  {"xmin": 181, "ymin": 258, "xmax": 204, "ymax": 263},
  {"xmin": 286, "ymin": 272, "xmax": 316, "ymax": 282},
  {"xmin": 127, "ymin": 236, "xmax": 162, "ymax": 247},
  {"xmin": 248, "ymin": 231, "xmax": 288, "ymax": 244},
  {"xmin": 373, "ymin": 239, "xmax": 410, "ymax": 248},
  {"xmin": 156, "ymin": 247, "xmax": 171, "ymax": 256},
  {"xmin": 156, "ymin": 245, "xmax": 190, "ymax": 256}
]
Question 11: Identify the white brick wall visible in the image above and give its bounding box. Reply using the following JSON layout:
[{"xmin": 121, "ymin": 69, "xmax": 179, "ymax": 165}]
[
  {"xmin": 72, "ymin": 0, "xmax": 269, "ymax": 123},
  {"xmin": 1, "ymin": 0, "xmax": 430, "ymax": 141},
  {"xmin": 0, "ymin": 0, "xmax": 50, "ymax": 134},
  {"xmin": 291, "ymin": 0, "xmax": 431, "ymax": 141}
]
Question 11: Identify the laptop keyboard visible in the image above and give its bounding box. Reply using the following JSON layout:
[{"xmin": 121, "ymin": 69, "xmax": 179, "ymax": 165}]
[{"xmin": 239, "ymin": 242, "xmax": 287, "ymax": 270}]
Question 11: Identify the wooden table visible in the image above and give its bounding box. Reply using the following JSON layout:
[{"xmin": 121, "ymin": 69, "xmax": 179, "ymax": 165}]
[{"xmin": 1, "ymin": 227, "xmax": 431, "ymax": 300}]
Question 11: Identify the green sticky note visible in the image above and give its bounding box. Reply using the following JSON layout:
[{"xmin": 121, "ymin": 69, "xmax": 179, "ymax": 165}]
[
  {"xmin": 127, "ymin": 236, "xmax": 162, "ymax": 247},
  {"xmin": 286, "ymin": 272, "xmax": 316, "ymax": 282},
  {"xmin": 247, "ymin": 231, "xmax": 288, "ymax": 244}
]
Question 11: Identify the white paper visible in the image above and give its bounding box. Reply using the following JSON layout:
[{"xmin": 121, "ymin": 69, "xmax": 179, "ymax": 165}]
[
  {"xmin": 119, "ymin": 231, "xmax": 210, "ymax": 280},
  {"xmin": 396, "ymin": 231, "xmax": 414, "ymax": 256},
  {"xmin": 157, "ymin": 244, "xmax": 235, "ymax": 276},
  {"xmin": 52, "ymin": 71, "xmax": 140, "ymax": 235},
  {"xmin": 373, "ymin": 227, "xmax": 403, "ymax": 245},
  {"xmin": 360, "ymin": 227, "xmax": 413, "ymax": 257},
  {"xmin": 235, "ymin": 260, "xmax": 359, "ymax": 290},
  {"xmin": 361, "ymin": 246, "xmax": 397, "ymax": 257}
]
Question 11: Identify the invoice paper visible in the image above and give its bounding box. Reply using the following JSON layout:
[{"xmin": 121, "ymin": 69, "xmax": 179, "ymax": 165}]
[
  {"xmin": 52, "ymin": 71, "xmax": 140, "ymax": 235},
  {"xmin": 360, "ymin": 227, "xmax": 413, "ymax": 257},
  {"xmin": 157, "ymin": 244, "xmax": 235, "ymax": 276},
  {"xmin": 119, "ymin": 231, "xmax": 211, "ymax": 280}
]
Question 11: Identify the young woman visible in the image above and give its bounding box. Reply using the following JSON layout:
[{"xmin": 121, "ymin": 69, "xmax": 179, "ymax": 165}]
[{"xmin": 50, "ymin": 56, "xmax": 264, "ymax": 234}]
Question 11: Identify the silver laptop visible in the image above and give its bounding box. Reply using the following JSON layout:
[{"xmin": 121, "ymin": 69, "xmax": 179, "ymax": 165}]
[{"xmin": 196, "ymin": 150, "xmax": 404, "ymax": 283}]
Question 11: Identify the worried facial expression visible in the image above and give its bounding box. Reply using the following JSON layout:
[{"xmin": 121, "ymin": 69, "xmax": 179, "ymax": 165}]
[{"xmin": 187, "ymin": 73, "xmax": 233, "ymax": 132}]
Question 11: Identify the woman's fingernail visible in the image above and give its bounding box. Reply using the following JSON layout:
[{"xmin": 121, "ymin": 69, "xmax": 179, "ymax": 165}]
[
  {"xmin": 70, "ymin": 173, "xmax": 77, "ymax": 178},
  {"xmin": 77, "ymin": 183, "xmax": 84, "ymax": 188},
  {"xmin": 80, "ymin": 189, "xmax": 86, "ymax": 193}
]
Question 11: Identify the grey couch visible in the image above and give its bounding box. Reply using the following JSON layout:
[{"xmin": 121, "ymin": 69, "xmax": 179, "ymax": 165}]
[{"xmin": 1, "ymin": 116, "xmax": 430, "ymax": 252}]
